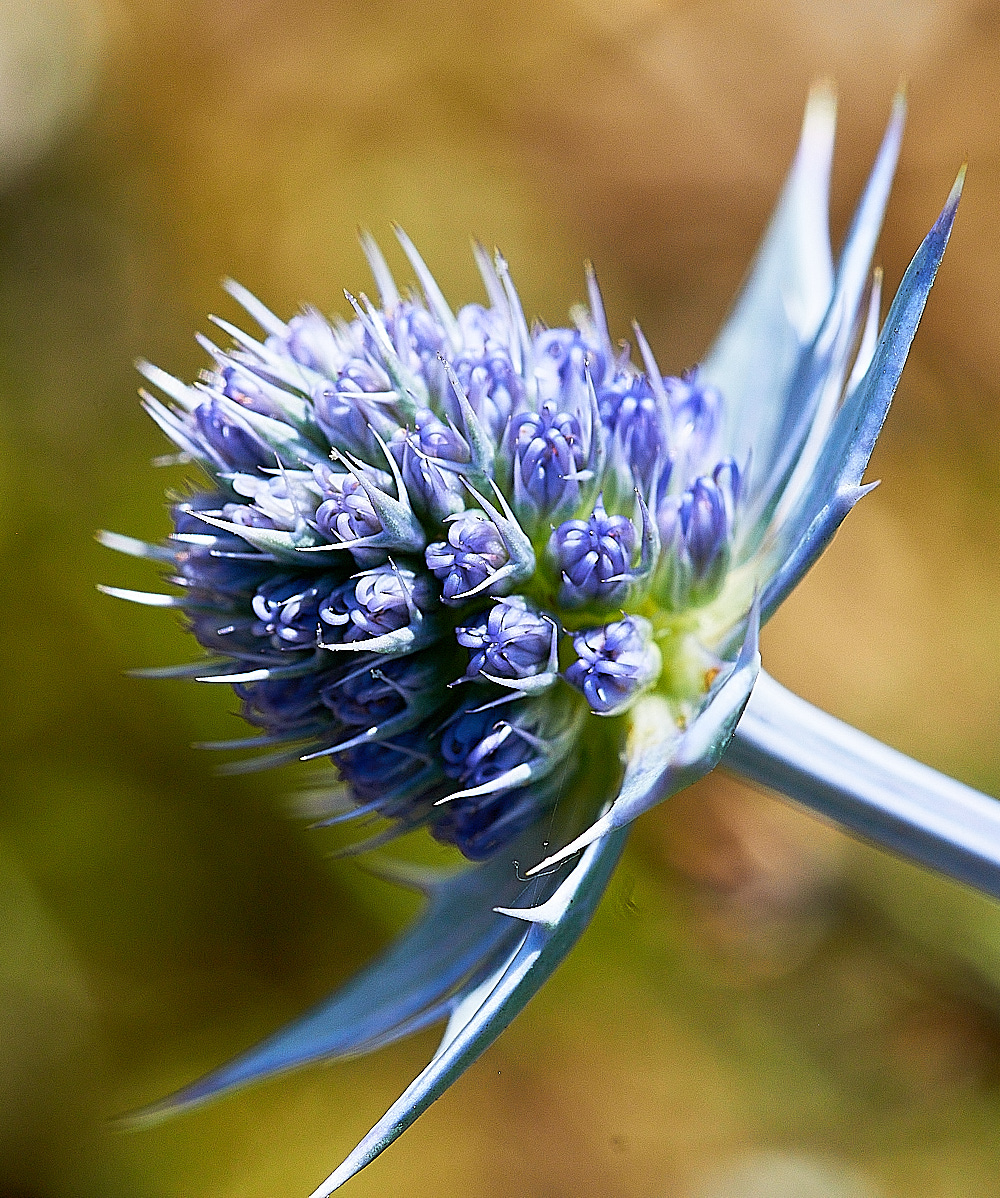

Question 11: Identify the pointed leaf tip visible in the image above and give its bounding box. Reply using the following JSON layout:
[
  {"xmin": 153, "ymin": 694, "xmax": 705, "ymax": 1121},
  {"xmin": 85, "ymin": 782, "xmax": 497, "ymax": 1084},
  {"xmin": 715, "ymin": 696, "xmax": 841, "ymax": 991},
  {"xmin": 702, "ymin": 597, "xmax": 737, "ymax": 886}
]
[
  {"xmin": 891, "ymin": 89, "xmax": 907, "ymax": 131},
  {"xmin": 760, "ymin": 160, "xmax": 968, "ymax": 622},
  {"xmin": 927, "ymin": 164, "xmax": 965, "ymax": 247},
  {"xmin": 948, "ymin": 162, "xmax": 967, "ymax": 209},
  {"xmin": 96, "ymin": 584, "xmax": 183, "ymax": 608},
  {"xmin": 804, "ymin": 78, "xmax": 837, "ymax": 128},
  {"xmin": 96, "ymin": 530, "xmax": 175, "ymax": 562},
  {"xmin": 701, "ymin": 83, "xmax": 837, "ymax": 480},
  {"xmin": 359, "ymin": 229, "xmax": 400, "ymax": 311},
  {"xmin": 304, "ymin": 827, "xmax": 627, "ymax": 1196}
]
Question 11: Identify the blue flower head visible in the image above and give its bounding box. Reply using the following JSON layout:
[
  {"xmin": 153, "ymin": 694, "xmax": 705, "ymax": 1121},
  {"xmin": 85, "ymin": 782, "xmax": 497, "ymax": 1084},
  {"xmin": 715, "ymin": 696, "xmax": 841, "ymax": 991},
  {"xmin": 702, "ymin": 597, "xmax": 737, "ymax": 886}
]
[{"xmin": 102, "ymin": 86, "xmax": 998, "ymax": 1194}]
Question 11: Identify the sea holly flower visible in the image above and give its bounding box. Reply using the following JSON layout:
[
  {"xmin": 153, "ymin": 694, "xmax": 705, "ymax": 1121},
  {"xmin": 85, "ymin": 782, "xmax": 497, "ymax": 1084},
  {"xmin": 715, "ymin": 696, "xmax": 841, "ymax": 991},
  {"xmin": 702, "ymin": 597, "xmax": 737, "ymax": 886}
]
[{"xmin": 98, "ymin": 84, "xmax": 1000, "ymax": 1195}]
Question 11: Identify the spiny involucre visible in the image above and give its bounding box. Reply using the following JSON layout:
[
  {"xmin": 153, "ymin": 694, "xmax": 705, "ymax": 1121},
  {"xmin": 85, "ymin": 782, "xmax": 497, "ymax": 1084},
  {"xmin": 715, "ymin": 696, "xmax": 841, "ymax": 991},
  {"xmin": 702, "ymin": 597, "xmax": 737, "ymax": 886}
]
[{"xmin": 103, "ymin": 86, "xmax": 994, "ymax": 1195}]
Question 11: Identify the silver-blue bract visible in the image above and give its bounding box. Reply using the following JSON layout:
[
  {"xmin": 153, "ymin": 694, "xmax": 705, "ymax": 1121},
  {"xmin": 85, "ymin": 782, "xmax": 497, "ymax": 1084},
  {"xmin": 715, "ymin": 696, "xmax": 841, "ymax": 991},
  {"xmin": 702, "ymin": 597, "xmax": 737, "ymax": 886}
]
[{"xmin": 100, "ymin": 86, "xmax": 997, "ymax": 1195}]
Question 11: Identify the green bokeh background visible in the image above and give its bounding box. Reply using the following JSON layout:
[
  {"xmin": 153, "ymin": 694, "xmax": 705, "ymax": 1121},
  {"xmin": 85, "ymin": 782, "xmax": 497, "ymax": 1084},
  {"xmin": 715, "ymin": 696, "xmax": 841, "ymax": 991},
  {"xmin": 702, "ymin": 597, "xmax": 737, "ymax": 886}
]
[{"xmin": 1, "ymin": 2, "xmax": 999, "ymax": 1195}]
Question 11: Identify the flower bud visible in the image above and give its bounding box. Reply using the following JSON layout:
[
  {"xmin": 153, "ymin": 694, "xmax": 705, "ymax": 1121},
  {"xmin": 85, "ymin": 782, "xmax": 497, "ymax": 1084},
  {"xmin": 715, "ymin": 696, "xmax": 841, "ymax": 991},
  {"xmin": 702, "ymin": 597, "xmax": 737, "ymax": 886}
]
[
  {"xmin": 655, "ymin": 460, "xmax": 738, "ymax": 609},
  {"xmin": 319, "ymin": 564, "xmax": 434, "ymax": 648},
  {"xmin": 229, "ymin": 471, "xmax": 320, "ymax": 531},
  {"xmin": 564, "ymin": 615, "xmax": 661, "ymax": 716},
  {"xmin": 390, "ymin": 301, "xmax": 446, "ymax": 373},
  {"xmin": 194, "ymin": 399, "xmax": 274, "ymax": 472},
  {"xmin": 451, "ymin": 348, "xmax": 521, "ymax": 444},
  {"xmin": 532, "ymin": 327, "xmax": 605, "ymax": 405},
  {"xmin": 432, "ymin": 785, "xmax": 542, "ymax": 861},
  {"xmin": 217, "ymin": 365, "xmax": 289, "ymax": 422},
  {"xmin": 510, "ymin": 400, "xmax": 587, "ymax": 526},
  {"xmin": 313, "ymin": 358, "xmax": 401, "ymax": 460},
  {"xmin": 456, "ymin": 596, "xmax": 555, "ymax": 684},
  {"xmin": 237, "ymin": 671, "xmax": 339, "ymax": 734},
  {"xmin": 272, "ymin": 309, "xmax": 348, "ymax": 376},
  {"xmin": 599, "ymin": 373, "xmax": 665, "ymax": 481},
  {"xmin": 440, "ymin": 707, "xmax": 536, "ymax": 788},
  {"xmin": 664, "ymin": 369, "xmax": 722, "ymax": 472},
  {"xmin": 392, "ymin": 408, "xmax": 468, "ymax": 521},
  {"xmin": 321, "ymin": 652, "xmax": 442, "ymax": 727},
  {"xmin": 550, "ymin": 496, "xmax": 636, "ymax": 609},
  {"xmin": 314, "ymin": 472, "xmax": 384, "ymax": 567},
  {"xmin": 335, "ymin": 727, "xmax": 440, "ymax": 809},
  {"xmin": 425, "ymin": 510, "xmax": 510, "ymax": 603},
  {"xmin": 252, "ymin": 573, "xmax": 340, "ymax": 649}
]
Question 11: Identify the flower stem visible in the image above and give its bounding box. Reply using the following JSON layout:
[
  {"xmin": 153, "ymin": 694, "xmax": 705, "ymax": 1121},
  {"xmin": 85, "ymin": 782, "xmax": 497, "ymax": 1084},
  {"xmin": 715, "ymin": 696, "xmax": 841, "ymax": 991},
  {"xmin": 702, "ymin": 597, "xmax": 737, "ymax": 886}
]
[{"xmin": 726, "ymin": 671, "xmax": 1000, "ymax": 902}]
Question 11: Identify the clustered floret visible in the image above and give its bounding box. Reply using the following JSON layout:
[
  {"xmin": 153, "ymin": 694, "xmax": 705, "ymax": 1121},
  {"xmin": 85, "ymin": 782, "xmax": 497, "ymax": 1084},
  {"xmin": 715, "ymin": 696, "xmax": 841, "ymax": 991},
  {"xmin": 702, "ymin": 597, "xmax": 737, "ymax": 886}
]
[{"xmin": 124, "ymin": 235, "xmax": 742, "ymax": 859}]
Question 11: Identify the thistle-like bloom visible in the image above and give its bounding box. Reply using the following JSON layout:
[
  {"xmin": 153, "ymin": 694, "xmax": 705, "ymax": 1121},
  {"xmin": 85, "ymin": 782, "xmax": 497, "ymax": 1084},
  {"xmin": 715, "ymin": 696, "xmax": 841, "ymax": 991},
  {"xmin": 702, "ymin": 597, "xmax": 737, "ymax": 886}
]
[{"xmin": 100, "ymin": 88, "xmax": 1000, "ymax": 1195}]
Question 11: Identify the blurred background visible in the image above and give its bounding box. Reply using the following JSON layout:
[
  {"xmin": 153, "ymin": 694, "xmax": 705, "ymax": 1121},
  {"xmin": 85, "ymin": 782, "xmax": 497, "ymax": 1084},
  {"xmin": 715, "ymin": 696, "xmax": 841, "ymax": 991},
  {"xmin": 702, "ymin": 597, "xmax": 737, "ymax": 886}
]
[{"xmin": 1, "ymin": 0, "xmax": 999, "ymax": 1195}]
